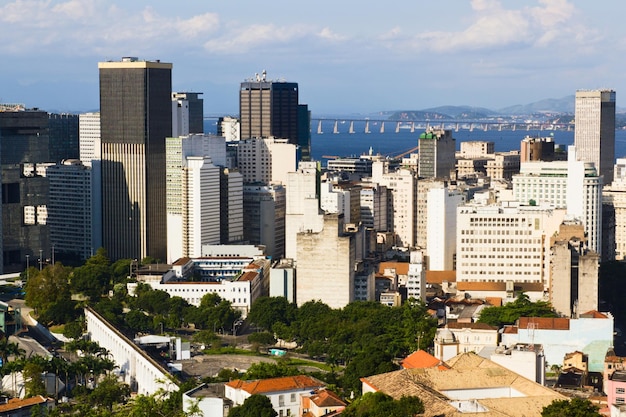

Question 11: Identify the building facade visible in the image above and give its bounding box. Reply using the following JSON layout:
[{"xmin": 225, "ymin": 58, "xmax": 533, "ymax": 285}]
[
  {"xmin": 574, "ymin": 89, "xmax": 616, "ymax": 183},
  {"xmin": 418, "ymin": 128, "xmax": 456, "ymax": 179},
  {"xmin": 99, "ymin": 57, "xmax": 172, "ymax": 261}
]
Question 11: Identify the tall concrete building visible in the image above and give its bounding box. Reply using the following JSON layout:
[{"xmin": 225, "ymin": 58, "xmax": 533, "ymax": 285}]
[
  {"xmin": 418, "ymin": 128, "xmax": 456, "ymax": 179},
  {"xmin": 0, "ymin": 108, "xmax": 50, "ymax": 273},
  {"xmin": 426, "ymin": 186, "xmax": 465, "ymax": 271},
  {"xmin": 550, "ymin": 221, "xmax": 599, "ymax": 318},
  {"xmin": 243, "ymin": 183, "xmax": 286, "ymax": 260},
  {"xmin": 236, "ymin": 137, "xmax": 296, "ymax": 185},
  {"xmin": 46, "ymin": 160, "xmax": 101, "ymax": 261},
  {"xmin": 49, "ymin": 113, "xmax": 79, "ymax": 163},
  {"xmin": 603, "ymin": 158, "xmax": 626, "ymax": 260},
  {"xmin": 172, "ymin": 92, "xmax": 204, "ymax": 135},
  {"xmin": 574, "ymin": 89, "xmax": 616, "ymax": 183},
  {"xmin": 220, "ymin": 168, "xmax": 244, "ymax": 245},
  {"xmin": 99, "ymin": 57, "xmax": 172, "ymax": 261},
  {"xmin": 79, "ymin": 112, "xmax": 101, "ymax": 166}
]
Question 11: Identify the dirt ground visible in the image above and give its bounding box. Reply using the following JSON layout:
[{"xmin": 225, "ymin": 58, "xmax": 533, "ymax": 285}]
[{"xmin": 181, "ymin": 354, "xmax": 278, "ymax": 378}]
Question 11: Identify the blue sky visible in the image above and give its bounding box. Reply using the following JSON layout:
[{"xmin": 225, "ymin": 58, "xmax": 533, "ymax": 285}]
[{"xmin": 0, "ymin": 0, "xmax": 624, "ymax": 115}]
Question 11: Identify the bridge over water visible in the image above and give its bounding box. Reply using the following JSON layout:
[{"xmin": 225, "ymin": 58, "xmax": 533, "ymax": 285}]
[{"xmin": 312, "ymin": 118, "xmax": 573, "ymax": 134}]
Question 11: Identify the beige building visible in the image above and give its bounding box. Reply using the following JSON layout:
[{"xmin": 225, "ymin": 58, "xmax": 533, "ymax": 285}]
[
  {"xmin": 603, "ymin": 158, "xmax": 626, "ymax": 260},
  {"xmin": 295, "ymin": 214, "xmax": 357, "ymax": 309},
  {"xmin": 456, "ymin": 201, "xmax": 566, "ymax": 300},
  {"xmin": 550, "ymin": 221, "xmax": 599, "ymax": 318},
  {"xmin": 237, "ymin": 137, "xmax": 296, "ymax": 185},
  {"xmin": 485, "ymin": 151, "xmax": 520, "ymax": 180}
]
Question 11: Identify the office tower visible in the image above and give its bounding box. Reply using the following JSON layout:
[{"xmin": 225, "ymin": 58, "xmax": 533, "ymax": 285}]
[
  {"xmin": 46, "ymin": 160, "xmax": 101, "ymax": 261},
  {"xmin": 418, "ymin": 128, "xmax": 456, "ymax": 179},
  {"xmin": 237, "ymin": 137, "xmax": 296, "ymax": 185},
  {"xmin": 239, "ymin": 71, "xmax": 299, "ymax": 144},
  {"xmin": 48, "ymin": 113, "xmax": 79, "ymax": 163},
  {"xmin": 220, "ymin": 168, "xmax": 244, "ymax": 244},
  {"xmin": 416, "ymin": 179, "xmax": 446, "ymax": 249},
  {"xmin": 99, "ymin": 57, "xmax": 172, "ymax": 261},
  {"xmin": 172, "ymin": 92, "xmax": 203, "ymax": 135},
  {"xmin": 297, "ymin": 104, "xmax": 311, "ymax": 161},
  {"xmin": 243, "ymin": 183, "xmax": 286, "ymax": 260},
  {"xmin": 456, "ymin": 202, "xmax": 565, "ymax": 300},
  {"xmin": 371, "ymin": 161, "xmax": 417, "ymax": 248},
  {"xmin": 359, "ymin": 184, "xmax": 388, "ymax": 231},
  {"xmin": 0, "ymin": 108, "xmax": 50, "ymax": 273},
  {"xmin": 426, "ymin": 186, "xmax": 465, "ymax": 271},
  {"xmin": 166, "ymin": 135, "xmax": 222, "ymax": 263},
  {"xmin": 603, "ymin": 158, "xmax": 626, "ymax": 260},
  {"xmin": 285, "ymin": 161, "xmax": 323, "ymax": 261},
  {"xmin": 79, "ymin": 112, "xmax": 101, "ymax": 166},
  {"xmin": 217, "ymin": 116, "xmax": 240, "ymax": 142},
  {"xmin": 574, "ymin": 89, "xmax": 616, "ymax": 183},
  {"xmin": 550, "ymin": 221, "xmax": 599, "ymax": 318},
  {"xmin": 512, "ymin": 146, "xmax": 602, "ymax": 255},
  {"xmin": 520, "ymin": 136, "xmax": 556, "ymax": 162}
]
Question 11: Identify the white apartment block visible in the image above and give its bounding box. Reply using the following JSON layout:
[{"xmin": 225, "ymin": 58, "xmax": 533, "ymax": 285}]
[
  {"xmin": 220, "ymin": 168, "xmax": 244, "ymax": 244},
  {"xmin": 427, "ymin": 186, "xmax": 465, "ymax": 270},
  {"xmin": 371, "ymin": 161, "xmax": 417, "ymax": 248},
  {"xmin": 166, "ymin": 135, "xmax": 223, "ymax": 263},
  {"xmin": 285, "ymin": 161, "xmax": 324, "ymax": 261},
  {"xmin": 458, "ymin": 141, "xmax": 494, "ymax": 158},
  {"xmin": 320, "ymin": 180, "xmax": 350, "ymax": 219},
  {"xmin": 604, "ymin": 158, "xmax": 626, "ymax": 260},
  {"xmin": 237, "ymin": 137, "xmax": 296, "ymax": 185},
  {"xmin": 360, "ymin": 184, "xmax": 388, "ymax": 231},
  {"xmin": 513, "ymin": 146, "xmax": 602, "ymax": 255},
  {"xmin": 79, "ymin": 112, "xmax": 101, "ymax": 166},
  {"xmin": 407, "ymin": 250, "xmax": 426, "ymax": 301},
  {"xmin": 456, "ymin": 201, "xmax": 566, "ymax": 294},
  {"xmin": 218, "ymin": 116, "xmax": 240, "ymax": 142}
]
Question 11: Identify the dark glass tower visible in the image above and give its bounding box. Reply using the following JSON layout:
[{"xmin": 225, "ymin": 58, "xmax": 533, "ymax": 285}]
[
  {"xmin": 239, "ymin": 71, "xmax": 299, "ymax": 144},
  {"xmin": 0, "ymin": 109, "xmax": 50, "ymax": 273},
  {"xmin": 99, "ymin": 57, "xmax": 172, "ymax": 261}
]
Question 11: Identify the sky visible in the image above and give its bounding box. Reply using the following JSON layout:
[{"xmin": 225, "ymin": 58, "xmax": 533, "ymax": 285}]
[{"xmin": 0, "ymin": 0, "xmax": 625, "ymax": 116}]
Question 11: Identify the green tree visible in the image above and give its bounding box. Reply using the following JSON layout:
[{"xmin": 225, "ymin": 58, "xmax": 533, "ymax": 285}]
[
  {"xmin": 23, "ymin": 361, "xmax": 46, "ymax": 397},
  {"xmin": 247, "ymin": 331, "xmax": 276, "ymax": 350},
  {"xmin": 478, "ymin": 293, "xmax": 557, "ymax": 327},
  {"xmin": 89, "ymin": 374, "xmax": 131, "ymax": 412},
  {"xmin": 541, "ymin": 397, "xmax": 602, "ymax": 417},
  {"xmin": 343, "ymin": 392, "xmax": 424, "ymax": 417},
  {"xmin": 228, "ymin": 394, "xmax": 277, "ymax": 417},
  {"xmin": 125, "ymin": 310, "xmax": 154, "ymax": 333},
  {"xmin": 248, "ymin": 297, "xmax": 296, "ymax": 331},
  {"xmin": 0, "ymin": 338, "xmax": 25, "ymax": 367},
  {"xmin": 243, "ymin": 361, "xmax": 299, "ymax": 380},
  {"xmin": 70, "ymin": 248, "xmax": 111, "ymax": 300},
  {"xmin": 25, "ymin": 263, "xmax": 73, "ymax": 323},
  {"xmin": 63, "ymin": 318, "xmax": 85, "ymax": 340}
]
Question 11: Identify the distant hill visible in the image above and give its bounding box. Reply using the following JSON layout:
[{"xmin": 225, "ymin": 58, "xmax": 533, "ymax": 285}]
[{"xmin": 498, "ymin": 96, "xmax": 575, "ymax": 115}]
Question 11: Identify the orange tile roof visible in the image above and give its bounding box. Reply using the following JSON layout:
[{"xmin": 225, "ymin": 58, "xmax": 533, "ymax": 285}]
[
  {"xmin": 401, "ymin": 350, "xmax": 443, "ymax": 369},
  {"xmin": 426, "ymin": 270, "xmax": 456, "ymax": 284},
  {"xmin": 0, "ymin": 395, "xmax": 50, "ymax": 412},
  {"xmin": 172, "ymin": 257, "xmax": 191, "ymax": 266},
  {"xmin": 445, "ymin": 322, "xmax": 498, "ymax": 331},
  {"xmin": 226, "ymin": 375, "xmax": 325, "ymax": 394},
  {"xmin": 237, "ymin": 271, "xmax": 258, "ymax": 282},
  {"xmin": 580, "ymin": 310, "xmax": 608, "ymax": 319},
  {"xmin": 378, "ymin": 261, "xmax": 409, "ymax": 276},
  {"xmin": 503, "ymin": 326, "xmax": 518, "ymax": 334},
  {"xmin": 518, "ymin": 317, "xmax": 570, "ymax": 330},
  {"xmin": 308, "ymin": 389, "xmax": 346, "ymax": 407},
  {"xmin": 485, "ymin": 297, "xmax": 502, "ymax": 306}
]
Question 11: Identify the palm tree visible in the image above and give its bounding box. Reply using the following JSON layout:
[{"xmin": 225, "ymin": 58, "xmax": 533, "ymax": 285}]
[{"xmin": 0, "ymin": 338, "xmax": 25, "ymax": 368}]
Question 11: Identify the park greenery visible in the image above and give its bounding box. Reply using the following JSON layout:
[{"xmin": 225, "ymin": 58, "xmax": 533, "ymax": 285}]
[{"xmin": 477, "ymin": 293, "xmax": 558, "ymax": 327}]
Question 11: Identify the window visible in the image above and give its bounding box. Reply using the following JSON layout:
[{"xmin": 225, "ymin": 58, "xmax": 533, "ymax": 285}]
[
  {"xmin": 279, "ymin": 395, "xmax": 285, "ymax": 407},
  {"xmin": 617, "ymin": 387, "xmax": 625, "ymax": 394}
]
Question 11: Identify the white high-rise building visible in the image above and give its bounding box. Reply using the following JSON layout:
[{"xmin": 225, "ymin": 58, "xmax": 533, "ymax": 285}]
[
  {"xmin": 46, "ymin": 160, "xmax": 102, "ymax": 260},
  {"xmin": 166, "ymin": 135, "xmax": 222, "ymax": 262},
  {"xmin": 574, "ymin": 89, "xmax": 616, "ymax": 183},
  {"xmin": 604, "ymin": 158, "xmax": 626, "ymax": 260},
  {"xmin": 427, "ymin": 186, "xmax": 465, "ymax": 271},
  {"xmin": 220, "ymin": 168, "xmax": 244, "ymax": 244},
  {"xmin": 371, "ymin": 161, "xmax": 417, "ymax": 248},
  {"xmin": 237, "ymin": 137, "xmax": 296, "ymax": 185},
  {"xmin": 456, "ymin": 201, "xmax": 566, "ymax": 301},
  {"xmin": 243, "ymin": 183, "xmax": 286, "ymax": 260},
  {"xmin": 79, "ymin": 112, "xmax": 101, "ymax": 166},
  {"xmin": 285, "ymin": 161, "xmax": 323, "ymax": 261},
  {"xmin": 407, "ymin": 250, "xmax": 426, "ymax": 301},
  {"xmin": 359, "ymin": 184, "xmax": 388, "ymax": 231},
  {"xmin": 512, "ymin": 146, "xmax": 603, "ymax": 255}
]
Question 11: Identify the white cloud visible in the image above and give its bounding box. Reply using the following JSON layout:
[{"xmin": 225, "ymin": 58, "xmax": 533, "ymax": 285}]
[{"xmin": 203, "ymin": 24, "xmax": 313, "ymax": 53}]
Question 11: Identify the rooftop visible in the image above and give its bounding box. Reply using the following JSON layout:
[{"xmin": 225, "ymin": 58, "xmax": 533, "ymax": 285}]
[{"xmin": 226, "ymin": 375, "xmax": 325, "ymax": 395}]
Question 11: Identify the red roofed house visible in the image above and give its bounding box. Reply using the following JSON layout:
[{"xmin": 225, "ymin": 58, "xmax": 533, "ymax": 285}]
[
  {"xmin": 0, "ymin": 396, "xmax": 54, "ymax": 417},
  {"xmin": 225, "ymin": 375, "xmax": 326, "ymax": 417},
  {"xmin": 300, "ymin": 389, "xmax": 346, "ymax": 417}
]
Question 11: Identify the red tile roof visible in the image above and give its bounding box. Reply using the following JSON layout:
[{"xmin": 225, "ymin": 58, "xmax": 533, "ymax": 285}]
[
  {"xmin": 226, "ymin": 375, "xmax": 325, "ymax": 394},
  {"xmin": 238, "ymin": 271, "xmax": 258, "ymax": 282},
  {"xmin": 518, "ymin": 317, "xmax": 570, "ymax": 330},
  {"xmin": 308, "ymin": 389, "xmax": 346, "ymax": 407},
  {"xmin": 579, "ymin": 310, "xmax": 608, "ymax": 319},
  {"xmin": 445, "ymin": 322, "xmax": 498, "ymax": 331}
]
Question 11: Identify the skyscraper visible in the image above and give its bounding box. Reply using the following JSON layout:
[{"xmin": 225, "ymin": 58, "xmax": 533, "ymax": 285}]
[
  {"xmin": 239, "ymin": 70, "xmax": 299, "ymax": 144},
  {"xmin": 574, "ymin": 89, "xmax": 616, "ymax": 183},
  {"xmin": 99, "ymin": 57, "xmax": 172, "ymax": 261}
]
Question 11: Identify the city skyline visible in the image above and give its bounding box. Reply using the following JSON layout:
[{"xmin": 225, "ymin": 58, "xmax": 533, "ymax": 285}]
[{"xmin": 0, "ymin": 0, "xmax": 624, "ymax": 115}]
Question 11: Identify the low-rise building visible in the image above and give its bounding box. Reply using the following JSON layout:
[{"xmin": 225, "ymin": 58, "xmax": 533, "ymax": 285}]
[{"xmin": 225, "ymin": 375, "xmax": 325, "ymax": 417}]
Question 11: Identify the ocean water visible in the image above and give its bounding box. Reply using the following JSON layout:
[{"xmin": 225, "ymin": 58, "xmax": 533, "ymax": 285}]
[{"xmin": 204, "ymin": 119, "xmax": 626, "ymax": 166}]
